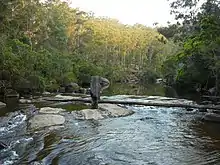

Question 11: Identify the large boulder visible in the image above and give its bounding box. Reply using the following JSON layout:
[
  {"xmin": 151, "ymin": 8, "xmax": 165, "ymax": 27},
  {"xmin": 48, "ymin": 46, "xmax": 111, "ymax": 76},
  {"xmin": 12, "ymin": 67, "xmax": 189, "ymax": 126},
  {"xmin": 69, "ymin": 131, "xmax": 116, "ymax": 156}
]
[
  {"xmin": 72, "ymin": 104, "xmax": 134, "ymax": 120},
  {"xmin": 202, "ymin": 113, "xmax": 220, "ymax": 123},
  {"xmin": 68, "ymin": 82, "xmax": 79, "ymax": 92},
  {"xmin": 29, "ymin": 114, "xmax": 65, "ymax": 129}
]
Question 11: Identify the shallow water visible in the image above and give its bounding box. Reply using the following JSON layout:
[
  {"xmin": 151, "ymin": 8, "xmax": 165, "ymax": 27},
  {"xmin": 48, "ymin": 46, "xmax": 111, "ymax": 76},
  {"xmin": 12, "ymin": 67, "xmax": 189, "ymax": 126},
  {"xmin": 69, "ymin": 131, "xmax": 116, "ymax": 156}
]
[{"xmin": 0, "ymin": 96, "xmax": 220, "ymax": 165}]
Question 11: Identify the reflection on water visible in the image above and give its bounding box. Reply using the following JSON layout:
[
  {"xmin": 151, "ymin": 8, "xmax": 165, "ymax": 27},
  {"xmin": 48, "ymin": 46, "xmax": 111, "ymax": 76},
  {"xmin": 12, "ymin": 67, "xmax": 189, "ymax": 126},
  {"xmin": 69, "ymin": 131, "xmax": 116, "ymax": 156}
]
[
  {"xmin": 0, "ymin": 94, "xmax": 220, "ymax": 165},
  {"xmin": 103, "ymin": 83, "xmax": 167, "ymax": 97}
]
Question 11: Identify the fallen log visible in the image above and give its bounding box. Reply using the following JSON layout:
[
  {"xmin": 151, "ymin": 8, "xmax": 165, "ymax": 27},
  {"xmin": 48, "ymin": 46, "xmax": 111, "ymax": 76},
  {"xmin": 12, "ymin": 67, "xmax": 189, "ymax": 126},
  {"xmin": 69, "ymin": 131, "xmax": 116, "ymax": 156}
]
[{"xmin": 43, "ymin": 97, "xmax": 220, "ymax": 111}]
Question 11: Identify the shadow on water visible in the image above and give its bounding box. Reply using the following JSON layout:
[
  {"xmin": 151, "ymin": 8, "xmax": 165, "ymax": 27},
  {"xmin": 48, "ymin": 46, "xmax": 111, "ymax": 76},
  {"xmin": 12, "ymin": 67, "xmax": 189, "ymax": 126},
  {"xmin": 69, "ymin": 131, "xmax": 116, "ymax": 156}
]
[
  {"xmin": 104, "ymin": 83, "xmax": 202, "ymax": 103},
  {"xmin": 103, "ymin": 83, "xmax": 178, "ymax": 97}
]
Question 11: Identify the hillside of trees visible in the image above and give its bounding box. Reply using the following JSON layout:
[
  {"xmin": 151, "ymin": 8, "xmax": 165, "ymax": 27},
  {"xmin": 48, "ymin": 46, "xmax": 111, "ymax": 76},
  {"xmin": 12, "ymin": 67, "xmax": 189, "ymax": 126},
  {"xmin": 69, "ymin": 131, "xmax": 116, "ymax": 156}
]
[
  {"xmin": 0, "ymin": 0, "xmax": 219, "ymax": 97},
  {"xmin": 0, "ymin": 0, "xmax": 175, "ymax": 95}
]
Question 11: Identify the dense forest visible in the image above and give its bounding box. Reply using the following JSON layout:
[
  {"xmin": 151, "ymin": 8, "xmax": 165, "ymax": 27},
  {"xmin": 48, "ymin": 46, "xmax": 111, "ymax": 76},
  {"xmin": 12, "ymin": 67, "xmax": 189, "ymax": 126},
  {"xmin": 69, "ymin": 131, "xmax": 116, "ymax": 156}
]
[
  {"xmin": 0, "ymin": 0, "xmax": 219, "ymax": 97},
  {"xmin": 161, "ymin": 0, "xmax": 220, "ymax": 96}
]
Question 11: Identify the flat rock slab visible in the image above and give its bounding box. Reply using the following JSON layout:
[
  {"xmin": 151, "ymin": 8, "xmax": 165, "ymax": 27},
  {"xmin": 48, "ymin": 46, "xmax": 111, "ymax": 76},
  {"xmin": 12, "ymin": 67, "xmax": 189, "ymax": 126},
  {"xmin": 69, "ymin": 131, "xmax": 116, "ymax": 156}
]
[
  {"xmin": 99, "ymin": 104, "xmax": 134, "ymax": 117},
  {"xmin": 0, "ymin": 101, "xmax": 6, "ymax": 108},
  {"xmin": 72, "ymin": 109, "xmax": 105, "ymax": 120},
  {"xmin": 101, "ymin": 95, "xmax": 194, "ymax": 105},
  {"xmin": 29, "ymin": 114, "xmax": 65, "ymax": 129},
  {"xmin": 72, "ymin": 104, "xmax": 134, "ymax": 120},
  {"xmin": 39, "ymin": 107, "xmax": 65, "ymax": 114}
]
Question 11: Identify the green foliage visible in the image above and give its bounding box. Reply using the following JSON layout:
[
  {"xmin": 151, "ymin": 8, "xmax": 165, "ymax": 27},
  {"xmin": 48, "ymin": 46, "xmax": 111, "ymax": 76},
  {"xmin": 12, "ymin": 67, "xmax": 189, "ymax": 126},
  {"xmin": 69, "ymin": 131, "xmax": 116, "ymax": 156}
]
[
  {"xmin": 0, "ymin": 0, "xmax": 177, "ymax": 94},
  {"xmin": 161, "ymin": 0, "xmax": 220, "ymax": 95},
  {"xmin": 77, "ymin": 63, "xmax": 104, "ymax": 86},
  {"xmin": 138, "ymin": 69, "xmax": 159, "ymax": 84}
]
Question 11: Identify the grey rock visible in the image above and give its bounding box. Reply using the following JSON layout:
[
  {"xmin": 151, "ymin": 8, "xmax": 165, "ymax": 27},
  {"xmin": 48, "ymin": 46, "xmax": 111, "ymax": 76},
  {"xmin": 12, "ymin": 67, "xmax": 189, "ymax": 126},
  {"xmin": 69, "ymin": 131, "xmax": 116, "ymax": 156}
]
[
  {"xmin": 29, "ymin": 114, "xmax": 65, "ymax": 129},
  {"xmin": 65, "ymin": 82, "xmax": 79, "ymax": 93},
  {"xmin": 72, "ymin": 104, "xmax": 134, "ymax": 120},
  {"xmin": 99, "ymin": 104, "xmax": 134, "ymax": 117}
]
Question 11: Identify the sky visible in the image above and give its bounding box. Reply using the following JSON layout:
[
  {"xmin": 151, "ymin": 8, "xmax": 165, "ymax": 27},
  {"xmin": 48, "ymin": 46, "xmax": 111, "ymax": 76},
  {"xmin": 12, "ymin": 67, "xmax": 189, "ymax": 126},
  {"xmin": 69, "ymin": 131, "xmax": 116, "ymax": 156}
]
[{"xmin": 70, "ymin": 0, "xmax": 176, "ymax": 27}]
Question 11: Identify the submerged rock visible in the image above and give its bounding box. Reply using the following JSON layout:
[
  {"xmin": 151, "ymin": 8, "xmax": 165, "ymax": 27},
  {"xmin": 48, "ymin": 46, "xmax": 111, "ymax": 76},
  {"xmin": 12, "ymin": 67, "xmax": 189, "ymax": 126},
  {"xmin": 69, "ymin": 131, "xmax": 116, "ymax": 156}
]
[
  {"xmin": 72, "ymin": 104, "xmax": 134, "ymax": 120},
  {"xmin": 202, "ymin": 113, "xmax": 220, "ymax": 123},
  {"xmin": 29, "ymin": 114, "xmax": 65, "ymax": 129},
  {"xmin": 0, "ymin": 101, "xmax": 6, "ymax": 108}
]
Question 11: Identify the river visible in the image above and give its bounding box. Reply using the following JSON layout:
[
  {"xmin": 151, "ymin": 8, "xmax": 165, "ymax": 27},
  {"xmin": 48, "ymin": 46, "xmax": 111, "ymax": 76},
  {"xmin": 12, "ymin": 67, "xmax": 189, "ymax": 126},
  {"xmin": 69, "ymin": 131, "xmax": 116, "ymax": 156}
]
[{"xmin": 0, "ymin": 85, "xmax": 220, "ymax": 165}]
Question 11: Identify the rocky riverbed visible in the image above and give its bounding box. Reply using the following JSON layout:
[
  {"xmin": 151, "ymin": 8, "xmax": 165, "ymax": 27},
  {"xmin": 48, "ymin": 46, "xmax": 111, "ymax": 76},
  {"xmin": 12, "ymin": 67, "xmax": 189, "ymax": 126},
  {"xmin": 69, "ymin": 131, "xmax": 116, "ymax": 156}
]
[{"xmin": 1, "ymin": 95, "xmax": 220, "ymax": 165}]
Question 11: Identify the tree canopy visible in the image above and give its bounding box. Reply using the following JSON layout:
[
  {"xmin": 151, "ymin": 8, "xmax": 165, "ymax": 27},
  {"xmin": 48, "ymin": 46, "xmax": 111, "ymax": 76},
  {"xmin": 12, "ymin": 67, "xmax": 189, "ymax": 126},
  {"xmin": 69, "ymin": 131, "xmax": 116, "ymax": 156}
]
[
  {"xmin": 0, "ymin": 0, "xmax": 172, "ymax": 93},
  {"xmin": 161, "ymin": 0, "xmax": 220, "ymax": 96}
]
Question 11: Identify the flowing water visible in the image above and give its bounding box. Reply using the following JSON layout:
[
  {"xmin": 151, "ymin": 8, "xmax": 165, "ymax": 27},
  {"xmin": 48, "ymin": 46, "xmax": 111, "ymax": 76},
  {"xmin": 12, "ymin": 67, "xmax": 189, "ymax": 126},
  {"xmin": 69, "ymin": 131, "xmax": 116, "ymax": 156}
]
[{"xmin": 0, "ymin": 95, "xmax": 220, "ymax": 165}]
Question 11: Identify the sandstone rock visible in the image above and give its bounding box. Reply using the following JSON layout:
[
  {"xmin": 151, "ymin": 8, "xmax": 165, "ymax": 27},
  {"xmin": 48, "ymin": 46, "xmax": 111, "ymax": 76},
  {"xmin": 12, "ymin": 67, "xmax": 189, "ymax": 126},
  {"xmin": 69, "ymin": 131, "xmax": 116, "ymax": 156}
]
[
  {"xmin": 29, "ymin": 114, "xmax": 65, "ymax": 129},
  {"xmin": 99, "ymin": 104, "xmax": 134, "ymax": 117},
  {"xmin": 72, "ymin": 104, "xmax": 134, "ymax": 120}
]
